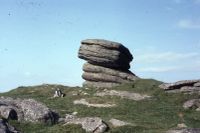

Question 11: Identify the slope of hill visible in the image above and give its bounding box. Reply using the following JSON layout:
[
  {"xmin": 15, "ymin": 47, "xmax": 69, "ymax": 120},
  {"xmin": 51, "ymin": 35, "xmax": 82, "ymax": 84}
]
[{"xmin": 1, "ymin": 79, "xmax": 200, "ymax": 133}]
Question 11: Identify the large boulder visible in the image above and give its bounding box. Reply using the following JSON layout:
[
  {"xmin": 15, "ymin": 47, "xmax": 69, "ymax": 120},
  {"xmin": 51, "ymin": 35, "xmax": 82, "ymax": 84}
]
[
  {"xmin": 0, "ymin": 97, "xmax": 58, "ymax": 124},
  {"xmin": 78, "ymin": 39, "xmax": 133, "ymax": 70}
]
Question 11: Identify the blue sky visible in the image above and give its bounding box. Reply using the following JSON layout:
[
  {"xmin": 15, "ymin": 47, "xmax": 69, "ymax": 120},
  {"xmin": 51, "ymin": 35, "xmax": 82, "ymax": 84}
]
[{"xmin": 0, "ymin": 0, "xmax": 200, "ymax": 92}]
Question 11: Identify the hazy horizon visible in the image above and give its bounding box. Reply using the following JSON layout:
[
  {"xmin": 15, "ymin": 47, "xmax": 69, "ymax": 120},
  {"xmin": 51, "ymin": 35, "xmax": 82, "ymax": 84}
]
[{"xmin": 1, "ymin": 0, "xmax": 200, "ymax": 92}]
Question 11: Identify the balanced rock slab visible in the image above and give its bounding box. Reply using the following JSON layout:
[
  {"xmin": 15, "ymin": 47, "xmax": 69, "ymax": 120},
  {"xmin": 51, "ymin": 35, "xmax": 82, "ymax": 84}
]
[
  {"xmin": 78, "ymin": 39, "xmax": 133, "ymax": 70},
  {"xmin": 159, "ymin": 79, "xmax": 200, "ymax": 93},
  {"xmin": 159, "ymin": 79, "xmax": 200, "ymax": 90}
]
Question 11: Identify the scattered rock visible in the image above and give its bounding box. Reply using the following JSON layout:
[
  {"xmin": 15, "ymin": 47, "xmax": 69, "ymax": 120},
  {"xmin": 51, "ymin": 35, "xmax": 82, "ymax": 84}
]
[
  {"xmin": 78, "ymin": 39, "xmax": 138, "ymax": 88},
  {"xmin": 183, "ymin": 99, "xmax": 200, "ymax": 111},
  {"xmin": 166, "ymin": 128, "xmax": 200, "ymax": 133},
  {"xmin": 65, "ymin": 114, "xmax": 77, "ymax": 123},
  {"xmin": 196, "ymin": 107, "xmax": 200, "ymax": 111},
  {"xmin": 159, "ymin": 79, "xmax": 200, "ymax": 93},
  {"xmin": 109, "ymin": 118, "xmax": 133, "ymax": 127},
  {"xmin": 69, "ymin": 90, "xmax": 89, "ymax": 96},
  {"xmin": 73, "ymin": 99, "xmax": 116, "ymax": 108},
  {"xmin": 64, "ymin": 116, "xmax": 108, "ymax": 133},
  {"xmin": 0, "ymin": 119, "xmax": 20, "ymax": 133},
  {"xmin": 177, "ymin": 123, "xmax": 187, "ymax": 128},
  {"xmin": 0, "ymin": 97, "xmax": 58, "ymax": 124},
  {"xmin": 84, "ymin": 87, "xmax": 90, "ymax": 90},
  {"xmin": 83, "ymin": 92, "xmax": 89, "ymax": 96},
  {"xmin": 72, "ymin": 112, "xmax": 78, "ymax": 115},
  {"xmin": 96, "ymin": 90, "xmax": 150, "ymax": 101}
]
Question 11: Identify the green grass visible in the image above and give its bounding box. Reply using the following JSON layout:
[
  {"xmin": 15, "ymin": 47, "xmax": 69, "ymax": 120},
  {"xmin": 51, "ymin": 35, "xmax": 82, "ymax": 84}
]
[{"xmin": 1, "ymin": 79, "xmax": 200, "ymax": 133}]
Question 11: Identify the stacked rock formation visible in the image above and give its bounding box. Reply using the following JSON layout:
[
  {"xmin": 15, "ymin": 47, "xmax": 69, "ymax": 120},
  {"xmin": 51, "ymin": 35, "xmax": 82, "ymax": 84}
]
[{"xmin": 78, "ymin": 39, "xmax": 138, "ymax": 88}]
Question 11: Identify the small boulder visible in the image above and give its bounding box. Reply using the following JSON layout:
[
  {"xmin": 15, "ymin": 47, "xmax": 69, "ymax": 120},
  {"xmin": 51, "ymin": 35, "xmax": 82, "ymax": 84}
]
[
  {"xmin": 183, "ymin": 99, "xmax": 200, "ymax": 110},
  {"xmin": 81, "ymin": 117, "xmax": 107, "ymax": 133},
  {"xmin": 194, "ymin": 82, "xmax": 200, "ymax": 87},
  {"xmin": 64, "ymin": 116, "xmax": 108, "ymax": 133},
  {"xmin": 177, "ymin": 123, "xmax": 187, "ymax": 128}
]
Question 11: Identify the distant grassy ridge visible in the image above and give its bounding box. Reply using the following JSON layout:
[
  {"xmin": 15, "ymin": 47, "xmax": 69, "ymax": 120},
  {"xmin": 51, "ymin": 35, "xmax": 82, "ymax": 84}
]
[{"xmin": 1, "ymin": 79, "xmax": 200, "ymax": 133}]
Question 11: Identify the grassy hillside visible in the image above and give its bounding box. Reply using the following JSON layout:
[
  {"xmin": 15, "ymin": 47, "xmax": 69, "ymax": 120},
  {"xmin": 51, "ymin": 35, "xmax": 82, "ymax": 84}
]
[{"xmin": 1, "ymin": 79, "xmax": 200, "ymax": 133}]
